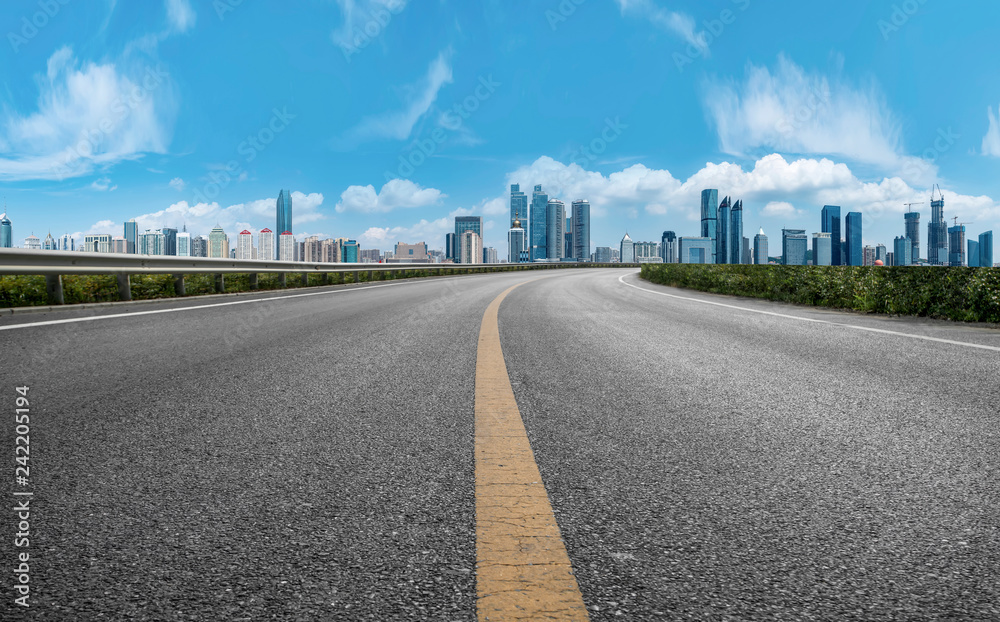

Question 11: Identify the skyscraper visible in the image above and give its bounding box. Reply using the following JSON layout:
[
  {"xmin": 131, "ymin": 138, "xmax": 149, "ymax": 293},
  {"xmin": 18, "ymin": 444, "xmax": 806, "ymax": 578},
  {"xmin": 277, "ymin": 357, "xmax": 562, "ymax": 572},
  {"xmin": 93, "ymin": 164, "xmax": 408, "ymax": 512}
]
[
  {"xmin": 445, "ymin": 232, "xmax": 457, "ymax": 262},
  {"xmin": 1, "ymin": 211, "xmax": 12, "ymax": 248},
  {"xmin": 717, "ymin": 196, "xmax": 730, "ymax": 265},
  {"xmin": 510, "ymin": 184, "xmax": 527, "ymax": 232},
  {"xmin": 545, "ymin": 199, "xmax": 565, "ymax": 260},
  {"xmin": 24, "ymin": 234, "xmax": 41, "ymax": 250},
  {"xmin": 730, "ymin": 199, "xmax": 744, "ymax": 264},
  {"xmin": 177, "ymin": 232, "xmax": 191, "ymax": 257},
  {"xmin": 754, "ymin": 229, "xmax": 768, "ymax": 265},
  {"xmin": 565, "ymin": 216, "xmax": 573, "ymax": 259},
  {"xmin": 894, "ymin": 236, "xmax": 912, "ymax": 266},
  {"xmin": 138, "ymin": 230, "xmax": 165, "ymax": 255},
  {"xmin": 258, "ymin": 229, "xmax": 274, "ymax": 261},
  {"xmin": 701, "ymin": 189, "xmax": 718, "ymax": 263},
  {"xmin": 342, "ymin": 239, "xmax": 360, "ymax": 263},
  {"xmin": 124, "ymin": 219, "xmax": 138, "ymax": 254},
  {"xmin": 782, "ymin": 229, "xmax": 808, "ymax": 265},
  {"xmin": 161, "ymin": 227, "xmax": 178, "ymax": 256},
  {"xmin": 455, "ymin": 216, "xmax": 483, "ymax": 264},
  {"xmin": 875, "ymin": 244, "xmax": 887, "ymax": 265},
  {"xmin": 571, "ymin": 200, "xmax": 591, "ymax": 262},
  {"xmin": 812, "ymin": 232, "xmax": 832, "ymax": 266},
  {"xmin": 904, "ymin": 212, "xmax": 920, "ymax": 262},
  {"xmin": 968, "ymin": 239, "xmax": 981, "ymax": 267},
  {"xmin": 821, "ymin": 205, "xmax": 841, "ymax": 266},
  {"xmin": 845, "ymin": 212, "xmax": 862, "ymax": 266},
  {"xmin": 661, "ymin": 231, "xmax": 677, "ymax": 264},
  {"xmin": 191, "ymin": 236, "xmax": 208, "ymax": 258},
  {"xmin": 208, "ymin": 225, "xmax": 229, "ymax": 258},
  {"xmin": 620, "ymin": 233, "xmax": 634, "ymax": 263},
  {"xmin": 275, "ymin": 189, "xmax": 292, "ymax": 259},
  {"xmin": 928, "ymin": 189, "xmax": 948, "ymax": 265},
  {"xmin": 43, "ymin": 232, "xmax": 55, "ymax": 250},
  {"xmin": 237, "ymin": 230, "xmax": 254, "ymax": 259},
  {"xmin": 948, "ymin": 225, "xmax": 965, "ymax": 266},
  {"xmin": 980, "ymin": 231, "xmax": 994, "ymax": 267},
  {"xmin": 59, "ymin": 233, "xmax": 74, "ymax": 251},
  {"xmin": 678, "ymin": 237, "xmax": 714, "ymax": 264},
  {"xmin": 278, "ymin": 231, "xmax": 294, "ymax": 261},
  {"xmin": 508, "ymin": 213, "xmax": 527, "ymax": 263},
  {"xmin": 459, "ymin": 231, "xmax": 482, "ymax": 264},
  {"xmin": 530, "ymin": 185, "xmax": 548, "ymax": 261}
]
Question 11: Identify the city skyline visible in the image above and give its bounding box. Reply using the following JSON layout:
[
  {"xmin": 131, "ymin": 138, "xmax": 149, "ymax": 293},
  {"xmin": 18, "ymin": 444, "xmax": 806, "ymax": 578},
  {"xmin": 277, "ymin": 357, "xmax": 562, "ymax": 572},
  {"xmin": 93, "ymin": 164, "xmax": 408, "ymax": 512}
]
[{"xmin": 0, "ymin": 2, "xmax": 998, "ymax": 261}]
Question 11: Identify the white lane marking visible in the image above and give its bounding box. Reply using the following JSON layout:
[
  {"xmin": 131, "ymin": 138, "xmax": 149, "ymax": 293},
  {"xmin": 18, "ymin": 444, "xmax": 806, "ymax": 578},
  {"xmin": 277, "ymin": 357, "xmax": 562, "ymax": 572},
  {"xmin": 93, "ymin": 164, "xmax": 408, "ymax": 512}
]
[
  {"xmin": 619, "ymin": 274, "xmax": 1000, "ymax": 353},
  {"xmin": 0, "ymin": 278, "xmax": 452, "ymax": 332}
]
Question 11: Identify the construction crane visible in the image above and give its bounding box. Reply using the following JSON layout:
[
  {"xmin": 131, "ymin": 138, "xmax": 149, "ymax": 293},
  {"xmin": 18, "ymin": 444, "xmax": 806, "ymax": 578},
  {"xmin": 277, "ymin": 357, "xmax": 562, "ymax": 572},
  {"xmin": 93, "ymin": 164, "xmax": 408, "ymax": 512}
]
[{"xmin": 905, "ymin": 202, "xmax": 923, "ymax": 212}]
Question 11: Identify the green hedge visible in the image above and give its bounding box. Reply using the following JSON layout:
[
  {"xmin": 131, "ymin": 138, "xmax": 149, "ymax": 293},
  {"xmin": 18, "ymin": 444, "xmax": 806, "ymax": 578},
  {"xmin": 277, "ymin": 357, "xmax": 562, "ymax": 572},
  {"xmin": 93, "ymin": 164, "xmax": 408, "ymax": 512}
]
[{"xmin": 640, "ymin": 264, "xmax": 1000, "ymax": 323}]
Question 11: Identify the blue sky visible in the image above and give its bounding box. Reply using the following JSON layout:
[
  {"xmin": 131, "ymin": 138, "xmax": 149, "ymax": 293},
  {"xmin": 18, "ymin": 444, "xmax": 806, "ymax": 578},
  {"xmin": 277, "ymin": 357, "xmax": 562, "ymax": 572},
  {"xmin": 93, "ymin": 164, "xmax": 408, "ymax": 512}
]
[{"xmin": 1, "ymin": 0, "xmax": 999, "ymax": 261}]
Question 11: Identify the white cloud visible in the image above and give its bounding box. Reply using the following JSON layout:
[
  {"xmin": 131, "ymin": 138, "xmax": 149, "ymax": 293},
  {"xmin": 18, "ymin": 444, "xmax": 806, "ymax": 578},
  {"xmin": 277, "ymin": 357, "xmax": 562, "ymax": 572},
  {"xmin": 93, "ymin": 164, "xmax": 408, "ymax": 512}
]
[
  {"xmin": 331, "ymin": 0, "xmax": 408, "ymax": 49},
  {"xmin": 0, "ymin": 47, "xmax": 174, "ymax": 181},
  {"xmin": 615, "ymin": 0, "xmax": 708, "ymax": 57},
  {"xmin": 169, "ymin": 177, "xmax": 186, "ymax": 191},
  {"xmin": 761, "ymin": 201, "xmax": 800, "ymax": 218},
  {"xmin": 983, "ymin": 104, "xmax": 1000, "ymax": 157},
  {"xmin": 702, "ymin": 55, "xmax": 937, "ymax": 185},
  {"xmin": 90, "ymin": 177, "xmax": 118, "ymax": 192},
  {"xmin": 335, "ymin": 178, "xmax": 445, "ymax": 213},
  {"xmin": 165, "ymin": 0, "xmax": 195, "ymax": 33},
  {"xmin": 358, "ymin": 217, "xmax": 452, "ymax": 250},
  {"xmin": 340, "ymin": 49, "xmax": 452, "ymax": 144}
]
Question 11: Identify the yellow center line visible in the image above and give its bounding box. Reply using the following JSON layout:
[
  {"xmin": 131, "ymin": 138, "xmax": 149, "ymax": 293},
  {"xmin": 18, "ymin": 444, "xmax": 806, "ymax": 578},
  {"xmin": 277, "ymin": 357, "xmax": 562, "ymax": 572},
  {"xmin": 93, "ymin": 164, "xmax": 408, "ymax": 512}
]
[{"xmin": 475, "ymin": 282, "xmax": 590, "ymax": 621}]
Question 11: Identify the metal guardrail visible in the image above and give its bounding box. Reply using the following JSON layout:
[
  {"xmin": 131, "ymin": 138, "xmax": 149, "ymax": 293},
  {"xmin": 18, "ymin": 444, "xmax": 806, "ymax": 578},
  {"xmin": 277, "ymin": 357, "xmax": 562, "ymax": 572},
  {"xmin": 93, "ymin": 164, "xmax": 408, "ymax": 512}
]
[{"xmin": 0, "ymin": 248, "xmax": 634, "ymax": 306}]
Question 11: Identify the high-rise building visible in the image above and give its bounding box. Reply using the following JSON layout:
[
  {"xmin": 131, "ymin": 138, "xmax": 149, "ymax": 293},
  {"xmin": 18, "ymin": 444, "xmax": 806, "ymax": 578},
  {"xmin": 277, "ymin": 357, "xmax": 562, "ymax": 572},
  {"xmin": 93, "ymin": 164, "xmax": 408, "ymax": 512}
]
[
  {"xmin": 782, "ymin": 229, "xmax": 808, "ymax": 265},
  {"xmin": 845, "ymin": 212, "xmax": 862, "ymax": 266},
  {"xmin": 83, "ymin": 234, "xmax": 112, "ymax": 253},
  {"xmin": 565, "ymin": 216, "xmax": 573, "ymax": 259},
  {"xmin": 886, "ymin": 251, "xmax": 895, "ymax": 267},
  {"xmin": 459, "ymin": 231, "xmax": 482, "ymax": 264},
  {"xmin": 278, "ymin": 231, "xmax": 294, "ymax": 261},
  {"xmin": 161, "ymin": 227, "xmax": 178, "ymax": 256},
  {"xmin": 742, "ymin": 236, "xmax": 751, "ymax": 265},
  {"xmin": 24, "ymin": 234, "xmax": 41, "ymax": 250},
  {"xmin": 530, "ymin": 185, "xmax": 548, "ymax": 261},
  {"xmin": 968, "ymin": 239, "xmax": 981, "ymax": 267},
  {"xmin": 701, "ymin": 189, "xmax": 718, "ymax": 263},
  {"xmin": 208, "ymin": 225, "xmax": 229, "ymax": 258},
  {"xmin": 300, "ymin": 235, "xmax": 321, "ymax": 262},
  {"xmin": 948, "ymin": 225, "xmax": 966, "ymax": 266},
  {"xmin": 678, "ymin": 237, "xmax": 714, "ymax": 264},
  {"xmin": 455, "ymin": 216, "xmax": 483, "ymax": 264},
  {"xmin": 821, "ymin": 205, "xmax": 842, "ymax": 266},
  {"xmin": 508, "ymin": 213, "xmax": 527, "ymax": 263},
  {"xmin": 258, "ymin": 229, "xmax": 274, "ymax": 261},
  {"xmin": 483, "ymin": 247, "xmax": 498, "ymax": 264},
  {"xmin": 275, "ymin": 189, "xmax": 292, "ymax": 259},
  {"xmin": 875, "ymin": 244, "xmax": 887, "ymax": 265},
  {"xmin": 980, "ymin": 231, "xmax": 994, "ymax": 267},
  {"xmin": 510, "ymin": 184, "xmax": 527, "ymax": 233},
  {"xmin": 0, "ymin": 211, "xmax": 11, "ymax": 248},
  {"xmin": 928, "ymin": 189, "xmax": 948, "ymax": 265},
  {"xmin": 322, "ymin": 239, "xmax": 341, "ymax": 263},
  {"xmin": 545, "ymin": 199, "xmax": 565, "ymax": 260},
  {"xmin": 904, "ymin": 212, "xmax": 920, "ymax": 262},
  {"xmin": 633, "ymin": 241, "xmax": 659, "ymax": 261},
  {"xmin": 862, "ymin": 246, "xmax": 877, "ymax": 266},
  {"xmin": 176, "ymin": 232, "xmax": 191, "ymax": 257},
  {"xmin": 236, "ymin": 230, "xmax": 254, "ymax": 259},
  {"xmin": 661, "ymin": 231, "xmax": 677, "ymax": 264},
  {"xmin": 754, "ymin": 229, "xmax": 768, "ymax": 265},
  {"xmin": 124, "ymin": 219, "xmax": 138, "ymax": 254},
  {"xmin": 59, "ymin": 233, "xmax": 74, "ymax": 251},
  {"xmin": 42, "ymin": 233, "xmax": 55, "ymax": 250},
  {"xmin": 620, "ymin": 233, "xmax": 635, "ymax": 263},
  {"xmin": 894, "ymin": 236, "xmax": 912, "ymax": 266},
  {"xmin": 571, "ymin": 200, "xmax": 591, "ymax": 261},
  {"xmin": 191, "ymin": 236, "xmax": 208, "ymax": 258},
  {"xmin": 111, "ymin": 236, "xmax": 127, "ymax": 253},
  {"xmin": 395, "ymin": 242, "xmax": 428, "ymax": 261},
  {"xmin": 359, "ymin": 248, "xmax": 381, "ymax": 263},
  {"xmin": 138, "ymin": 230, "xmax": 165, "ymax": 255},
  {"xmin": 342, "ymin": 239, "xmax": 360, "ymax": 263},
  {"xmin": 730, "ymin": 199, "xmax": 744, "ymax": 264},
  {"xmin": 445, "ymin": 232, "xmax": 457, "ymax": 262},
  {"xmin": 717, "ymin": 196, "xmax": 730, "ymax": 265},
  {"xmin": 594, "ymin": 247, "xmax": 612, "ymax": 263},
  {"xmin": 812, "ymin": 232, "xmax": 832, "ymax": 266}
]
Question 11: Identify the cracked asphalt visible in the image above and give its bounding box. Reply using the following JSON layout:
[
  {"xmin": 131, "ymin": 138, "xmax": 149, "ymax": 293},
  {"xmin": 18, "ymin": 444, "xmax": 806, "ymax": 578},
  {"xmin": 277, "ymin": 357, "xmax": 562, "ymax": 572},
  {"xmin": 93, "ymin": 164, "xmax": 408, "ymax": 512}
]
[{"xmin": 1, "ymin": 268, "xmax": 997, "ymax": 620}]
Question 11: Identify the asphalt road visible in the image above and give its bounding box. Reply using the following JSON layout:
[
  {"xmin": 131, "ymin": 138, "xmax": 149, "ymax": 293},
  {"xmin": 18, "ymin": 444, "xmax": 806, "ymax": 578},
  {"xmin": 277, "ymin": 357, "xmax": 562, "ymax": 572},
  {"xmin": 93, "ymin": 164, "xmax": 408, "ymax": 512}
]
[{"xmin": 1, "ymin": 268, "xmax": 998, "ymax": 620}]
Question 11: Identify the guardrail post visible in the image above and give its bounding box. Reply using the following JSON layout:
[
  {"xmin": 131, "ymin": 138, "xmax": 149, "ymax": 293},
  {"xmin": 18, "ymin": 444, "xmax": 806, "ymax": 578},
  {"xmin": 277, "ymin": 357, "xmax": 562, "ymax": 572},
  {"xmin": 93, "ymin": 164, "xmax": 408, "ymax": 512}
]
[
  {"xmin": 368, "ymin": 270, "xmax": 374, "ymax": 282},
  {"xmin": 45, "ymin": 275, "xmax": 64, "ymax": 305},
  {"xmin": 301, "ymin": 273, "xmax": 308, "ymax": 287},
  {"xmin": 322, "ymin": 273, "xmax": 330, "ymax": 285},
  {"xmin": 278, "ymin": 273, "xmax": 286, "ymax": 288},
  {"xmin": 117, "ymin": 273, "xmax": 132, "ymax": 301},
  {"xmin": 173, "ymin": 274, "xmax": 186, "ymax": 296},
  {"xmin": 249, "ymin": 273, "xmax": 259, "ymax": 290},
  {"xmin": 215, "ymin": 274, "xmax": 225, "ymax": 293}
]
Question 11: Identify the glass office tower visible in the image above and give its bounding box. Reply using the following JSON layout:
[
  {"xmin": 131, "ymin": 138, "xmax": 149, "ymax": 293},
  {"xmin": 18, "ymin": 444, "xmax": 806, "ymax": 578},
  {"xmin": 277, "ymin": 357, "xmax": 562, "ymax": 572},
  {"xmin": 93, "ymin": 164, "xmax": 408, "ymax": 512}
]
[
  {"xmin": 821, "ymin": 205, "xmax": 841, "ymax": 266},
  {"xmin": 845, "ymin": 212, "xmax": 862, "ymax": 266},
  {"xmin": 530, "ymin": 185, "xmax": 548, "ymax": 261},
  {"xmin": 571, "ymin": 200, "xmax": 590, "ymax": 262},
  {"xmin": 276, "ymin": 189, "xmax": 292, "ymax": 259},
  {"xmin": 701, "ymin": 189, "xmax": 718, "ymax": 264}
]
